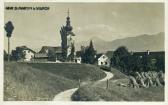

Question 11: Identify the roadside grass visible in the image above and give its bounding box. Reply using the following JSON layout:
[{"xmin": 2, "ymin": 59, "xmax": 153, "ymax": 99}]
[
  {"xmin": 4, "ymin": 62, "xmax": 106, "ymax": 101},
  {"xmin": 27, "ymin": 63, "xmax": 106, "ymax": 81},
  {"xmin": 110, "ymin": 68, "xmax": 128, "ymax": 80},
  {"xmin": 72, "ymin": 68, "xmax": 164, "ymax": 101}
]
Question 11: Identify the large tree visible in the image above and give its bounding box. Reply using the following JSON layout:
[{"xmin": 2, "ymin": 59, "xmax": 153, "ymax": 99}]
[
  {"xmin": 81, "ymin": 40, "xmax": 96, "ymax": 64},
  {"xmin": 111, "ymin": 46, "xmax": 131, "ymax": 73},
  {"xmin": 4, "ymin": 21, "xmax": 14, "ymax": 62},
  {"xmin": 87, "ymin": 40, "xmax": 96, "ymax": 64}
]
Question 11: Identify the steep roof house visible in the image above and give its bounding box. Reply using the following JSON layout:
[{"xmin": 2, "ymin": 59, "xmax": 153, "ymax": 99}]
[
  {"xmin": 12, "ymin": 46, "xmax": 36, "ymax": 61},
  {"xmin": 95, "ymin": 51, "xmax": 114, "ymax": 67},
  {"xmin": 35, "ymin": 46, "xmax": 63, "ymax": 62}
]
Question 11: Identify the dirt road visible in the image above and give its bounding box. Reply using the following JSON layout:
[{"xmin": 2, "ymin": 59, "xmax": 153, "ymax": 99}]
[{"xmin": 53, "ymin": 71, "xmax": 113, "ymax": 101}]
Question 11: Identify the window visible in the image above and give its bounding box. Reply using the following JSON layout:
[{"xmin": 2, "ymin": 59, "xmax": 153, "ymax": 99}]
[
  {"xmin": 105, "ymin": 62, "xmax": 107, "ymax": 65},
  {"xmin": 101, "ymin": 62, "xmax": 103, "ymax": 65}
]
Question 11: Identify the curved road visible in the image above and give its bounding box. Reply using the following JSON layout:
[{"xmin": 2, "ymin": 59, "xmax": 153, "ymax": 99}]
[{"xmin": 53, "ymin": 71, "xmax": 114, "ymax": 101}]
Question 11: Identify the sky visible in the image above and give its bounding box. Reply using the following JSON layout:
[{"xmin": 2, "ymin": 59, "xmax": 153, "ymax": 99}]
[{"xmin": 4, "ymin": 2, "xmax": 164, "ymax": 52}]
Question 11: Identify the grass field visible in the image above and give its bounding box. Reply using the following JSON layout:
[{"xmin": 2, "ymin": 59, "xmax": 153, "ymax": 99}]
[
  {"xmin": 4, "ymin": 62, "xmax": 106, "ymax": 101},
  {"xmin": 72, "ymin": 68, "xmax": 164, "ymax": 101}
]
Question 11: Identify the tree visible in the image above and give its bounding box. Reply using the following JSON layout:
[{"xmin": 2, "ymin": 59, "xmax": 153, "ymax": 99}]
[
  {"xmin": 11, "ymin": 47, "xmax": 26, "ymax": 61},
  {"xmin": 155, "ymin": 55, "xmax": 165, "ymax": 72},
  {"xmin": 81, "ymin": 40, "xmax": 96, "ymax": 64},
  {"xmin": 111, "ymin": 46, "xmax": 131, "ymax": 73},
  {"xmin": 87, "ymin": 40, "xmax": 96, "ymax": 64},
  {"xmin": 4, "ymin": 21, "xmax": 14, "ymax": 62}
]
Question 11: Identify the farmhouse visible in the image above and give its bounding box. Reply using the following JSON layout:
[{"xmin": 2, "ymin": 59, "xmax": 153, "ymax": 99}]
[
  {"xmin": 95, "ymin": 51, "xmax": 113, "ymax": 67},
  {"xmin": 132, "ymin": 50, "xmax": 165, "ymax": 67},
  {"xmin": 11, "ymin": 46, "xmax": 36, "ymax": 61},
  {"xmin": 34, "ymin": 53, "xmax": 48, "ymax": 62},
  {"xmin": 36, "ymin": 46, "xmax": 63, "ymax": 62}
]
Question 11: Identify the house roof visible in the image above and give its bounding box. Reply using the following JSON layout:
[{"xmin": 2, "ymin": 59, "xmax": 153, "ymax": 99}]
[
  {"xmin": 132, "ymin": 51, "xmax": 165, "ymax": 57},
  {"xmin": 95, "ymin": 51, "xmax": 114, "ymax": 61},
  {"xmin": 16, "ymin": 46, "xmax": 36, "ymax": 53},
  {"xmin": 39, "ymin": 46, "xmax": 62, "ymax": 54},
  {"xmin": 95, "ymin": 53, "xmax": 103, "ymax": 60}
]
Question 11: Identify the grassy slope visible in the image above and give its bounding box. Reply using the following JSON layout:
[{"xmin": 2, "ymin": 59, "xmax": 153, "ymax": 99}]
[
  {"xmin": 4, "ymin": 62, "xmax": 106, "ymax": 101},
  {"xmin": 72, "ymin": 68, "xmax": 164, "ymax": 101},
  {"xmin": 27, "ymin": 63, "xmax": 106, "ymax": 81}
]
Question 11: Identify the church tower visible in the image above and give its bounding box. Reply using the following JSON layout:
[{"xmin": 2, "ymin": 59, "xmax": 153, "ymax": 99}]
[{"xmin": 60, "ymin": 9, "xmax": 75, "ymax": 61}]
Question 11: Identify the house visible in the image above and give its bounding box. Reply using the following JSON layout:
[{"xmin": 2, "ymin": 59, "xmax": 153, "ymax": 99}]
[
  {"xmin": 34, "ymin": 53, "xmax": 48, "ymax": 62},
  {"xmin": 74, "ymin": 51, "xmax": 82, "ymax": 64},
  {"xmin": 95, "ymin": 51, "xmax": 114, "ymax": 67},
  {"xmin": 38, "ymin": 46, "xmax": 63, "ymax": 62},
  {"xmin": 11, "ymin": 46, "xmax": 36, "ymax": 61},
  {"xmin": 132, "ymin": 50, "xmax": 165, "ymax": 65}
]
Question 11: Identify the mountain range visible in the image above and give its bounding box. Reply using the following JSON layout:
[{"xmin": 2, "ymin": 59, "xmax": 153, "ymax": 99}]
[{"xmin": 75, "ymin": 32, "xmax": 164, "ymax": 53}]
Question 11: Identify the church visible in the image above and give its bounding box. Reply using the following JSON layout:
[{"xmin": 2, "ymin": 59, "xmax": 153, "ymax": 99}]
[
  {"xmin": 35, "ymin": 9, "xmax": 78, "ymax": 62},
  {"xmin": 60, "ymin": 9, "xmax": 76, "ymax": 61},
  {"xmin": 12, "ymin": 10, "xmax": 81, "ymax": 63}
]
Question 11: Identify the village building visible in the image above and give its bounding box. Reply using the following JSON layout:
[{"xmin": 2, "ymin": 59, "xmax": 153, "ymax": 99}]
[
  {"xmin": 34, "ymin": 46, "xmax": 63, "ymax": 62},
  {"xmin": 132, "ymin": 50, "xmax": 165, "ymax": 68},
  {"xmin": 11, "ymin": 46, "xmax": 36, "ymax": 61},
  {"xmin": 95, "ymin": 51, "xmax": 114, "ymax": 67},
  {"xmin": 23, "ymin": 49, "xmax": 35, "ymax": 61},
  {"xmin": 60, "ymin": 9, "xmax": 75, "ymax": 61},
  {"xmin": 34, "ymin": 53, "xmax": 48, "ymax": 62},
  {"xmin": 74, "ymin": 51, "xmax": 82, "ymax": 64}
]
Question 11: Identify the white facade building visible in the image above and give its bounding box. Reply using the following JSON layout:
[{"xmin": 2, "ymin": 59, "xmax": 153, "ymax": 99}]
[
  {"xmin": 74, "ymin": 57, "xmax": 82, "ymax": 64},
  {"xmin": 98, "ymin": 54, "xmax": 110, "ymax": 67},
  {"xmin": 23, "ymin": 49, "xmax": 35, "ymax": 61}
]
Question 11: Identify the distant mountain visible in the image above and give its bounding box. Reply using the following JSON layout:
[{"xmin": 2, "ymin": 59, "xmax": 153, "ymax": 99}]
[{"xmin": 75, "ymin": 32, "xmax": 164, "ymax": 53}]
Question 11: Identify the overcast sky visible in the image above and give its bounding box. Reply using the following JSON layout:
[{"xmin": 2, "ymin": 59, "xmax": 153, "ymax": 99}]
[{"xmin": 4, "ymin": 2, "xmax": 164, "ymax": 52}]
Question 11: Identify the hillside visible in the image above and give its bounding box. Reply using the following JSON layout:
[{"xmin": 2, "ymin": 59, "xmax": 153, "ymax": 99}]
[
  {"xmin": 4, "ymin": 62, "xmax": 106, "ymax": 101},
  {"xmin": 72, "ymin": 68, "xmax": 164, "ymax": 101},
  {"xmin": 76, "ymin": 32, "xmax": 164, "ymax": 53}
]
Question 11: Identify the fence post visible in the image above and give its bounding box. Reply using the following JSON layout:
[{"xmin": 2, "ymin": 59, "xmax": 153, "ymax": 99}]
[
  {"xmin": 106, "ymin": 79, "xmax": 109, "ymax": 90},
  {"xmin": 78, "ymin": 79, "xmax": 80, "ymax": 88}
]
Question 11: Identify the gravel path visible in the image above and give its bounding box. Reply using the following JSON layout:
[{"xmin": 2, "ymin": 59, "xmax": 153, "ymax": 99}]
[{"xmin": 53, "ymin": 71, "xmax": 113, "ymax": 101}]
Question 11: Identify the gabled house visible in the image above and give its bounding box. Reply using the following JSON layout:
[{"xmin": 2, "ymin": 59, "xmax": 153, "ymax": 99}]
[
  {"xmin": 11, "ymin": 46, "xmax": 36, "ymax": 61},
  {"xmin": 37, "ymin": 46, "xmax": 63, "ymax": 62},
  {"xmin": 95, "ymin": 51, "xmax": 114, "ymax": 67},
  {"xmin": 34, "ymin": 53, "xmax": 48, "ymax": 62}
]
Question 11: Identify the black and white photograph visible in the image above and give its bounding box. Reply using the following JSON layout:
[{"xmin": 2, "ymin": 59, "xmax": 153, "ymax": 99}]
[{"xmin": 2, "ymin": 1, "xmax": 166, "ymax": 102}]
